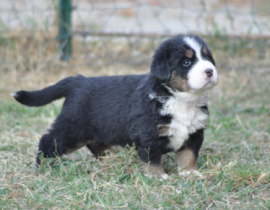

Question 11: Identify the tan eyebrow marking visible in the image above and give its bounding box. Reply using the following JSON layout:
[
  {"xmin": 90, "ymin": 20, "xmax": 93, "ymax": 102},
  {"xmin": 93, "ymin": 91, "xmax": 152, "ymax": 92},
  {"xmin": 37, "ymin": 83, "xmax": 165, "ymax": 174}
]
[
  {"xmin": 185, "ymin": 49, "xmax": 194, "ymax": 59},
  {"xmin": 202, "ymin": 47, "xmax": 208, "ymax": 55}
]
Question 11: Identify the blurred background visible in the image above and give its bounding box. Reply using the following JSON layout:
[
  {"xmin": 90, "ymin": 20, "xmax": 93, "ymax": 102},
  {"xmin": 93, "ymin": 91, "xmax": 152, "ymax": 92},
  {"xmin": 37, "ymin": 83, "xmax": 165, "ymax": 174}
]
[
  {"xmin": 0, "ymin": 0, "xmax": 270, "ymax": 101},
  {"xmin": 0, "ymin": 0, "xmax": 269, "ymax": 72}
]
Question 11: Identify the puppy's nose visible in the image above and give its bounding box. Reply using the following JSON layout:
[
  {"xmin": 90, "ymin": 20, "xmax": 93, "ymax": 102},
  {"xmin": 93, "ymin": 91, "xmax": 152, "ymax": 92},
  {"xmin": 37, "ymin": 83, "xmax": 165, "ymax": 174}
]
[{"xmin": 205, "ymin": 68, "xmax": 213, "ymax": 77}]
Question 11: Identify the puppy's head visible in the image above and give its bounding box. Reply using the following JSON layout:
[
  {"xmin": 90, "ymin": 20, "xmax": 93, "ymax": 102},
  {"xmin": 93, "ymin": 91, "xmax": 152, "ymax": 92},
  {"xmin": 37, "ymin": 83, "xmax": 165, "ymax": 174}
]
[{"xmin": 151, "ymin": 35, "xmax": 218, "ymax": 92}]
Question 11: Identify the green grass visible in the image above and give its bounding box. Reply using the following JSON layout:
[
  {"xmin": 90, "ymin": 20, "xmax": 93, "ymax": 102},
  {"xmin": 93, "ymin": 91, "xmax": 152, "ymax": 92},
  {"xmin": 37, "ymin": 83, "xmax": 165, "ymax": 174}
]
[{"xmin": 1, "ymin": 42, "xmax": 270, "ymax": 209}]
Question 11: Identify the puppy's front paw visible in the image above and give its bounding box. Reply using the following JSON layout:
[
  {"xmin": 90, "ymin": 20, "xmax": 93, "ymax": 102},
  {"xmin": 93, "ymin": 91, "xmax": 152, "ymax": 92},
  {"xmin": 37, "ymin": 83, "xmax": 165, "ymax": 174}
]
[
  {"xmin": 179, "ymin": 170, "xmax": 204, "ymax": 178},
  {"xmin": 142, "ymin": 162, "xmax": 169, "ymax": 180},
  {"xmin": 144, "ymin": 173, "xmax": 169, "ymax": 181},
  {"xmin": 160, "ymin": 173, "xmax": 169, "ymax": 180}
]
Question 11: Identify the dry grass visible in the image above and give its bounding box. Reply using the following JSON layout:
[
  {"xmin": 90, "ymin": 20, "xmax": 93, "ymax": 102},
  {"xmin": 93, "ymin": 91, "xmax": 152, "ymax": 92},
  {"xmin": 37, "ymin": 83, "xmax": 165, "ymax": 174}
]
[{"xmin": 1, "ymin": 35, "xmax": 270, "ymax": 209}]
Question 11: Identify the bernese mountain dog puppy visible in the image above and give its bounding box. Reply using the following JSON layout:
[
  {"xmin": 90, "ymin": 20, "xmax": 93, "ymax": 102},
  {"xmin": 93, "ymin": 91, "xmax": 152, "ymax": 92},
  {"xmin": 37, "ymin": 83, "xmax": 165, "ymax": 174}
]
[{"xmin": 13, "ymin": 35, "xmax": 218, "ymax": 179}]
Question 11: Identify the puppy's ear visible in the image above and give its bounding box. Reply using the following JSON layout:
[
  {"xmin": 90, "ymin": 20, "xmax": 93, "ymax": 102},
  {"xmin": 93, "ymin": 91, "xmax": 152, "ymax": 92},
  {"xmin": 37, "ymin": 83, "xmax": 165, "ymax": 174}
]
[
  {"xmin": 208, "ymin": 49, "xmax": 216, "ymax": 66},
  {"xmin": 150, "ymin": 48, "xmax": 171, "ymax": 82}
]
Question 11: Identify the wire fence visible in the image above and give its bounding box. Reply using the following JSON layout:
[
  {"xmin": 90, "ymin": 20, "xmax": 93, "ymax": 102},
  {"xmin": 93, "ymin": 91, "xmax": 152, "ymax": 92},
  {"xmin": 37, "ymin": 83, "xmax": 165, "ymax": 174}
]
[{"xmin": 0, "ymin": 0, "xmax": 270, "ymax": 70}]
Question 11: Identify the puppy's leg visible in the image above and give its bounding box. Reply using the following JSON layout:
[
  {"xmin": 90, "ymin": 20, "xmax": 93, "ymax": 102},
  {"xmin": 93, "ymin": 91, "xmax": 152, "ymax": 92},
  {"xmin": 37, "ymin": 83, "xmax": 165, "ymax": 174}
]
[
  {"xmin": 141, "ymin": 162, "xmax": 169, "ymax": 180},
  {"xmin": 176, "ymin": 148, "xmax": 197, "ymax": 173},
  {"xmin": 36, "ymin": 104, "xmax": 90, "ymax": 166},
  {"xmin": 138, "ymin": 147, "xmax": 168, "ymax": 179},
  {"xmin": 86, "ymin": 142, "xmax": 108, "ymax": 158},
  {"xmin": 177, "ymin": 129, "xmax": 204, "ymax": 177},
  {"xmin": 37, "ymin": 131, "xmax": 86, "ymax": 166},
  {"xmin": 36, "ymin": 133, "xmax": 64, "ymax": 166}
]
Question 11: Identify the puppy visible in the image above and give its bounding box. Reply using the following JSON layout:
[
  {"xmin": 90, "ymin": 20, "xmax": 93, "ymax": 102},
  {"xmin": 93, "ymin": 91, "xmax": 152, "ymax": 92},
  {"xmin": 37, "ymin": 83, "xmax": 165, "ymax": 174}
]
[{"xmin": 13, "ymin": 35, "xmax": 218, "ymax": 178}]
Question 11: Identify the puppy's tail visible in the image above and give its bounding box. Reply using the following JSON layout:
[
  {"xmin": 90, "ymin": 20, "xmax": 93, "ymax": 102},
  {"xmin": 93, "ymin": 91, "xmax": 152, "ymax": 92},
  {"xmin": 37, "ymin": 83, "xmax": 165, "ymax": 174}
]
[{"xmin": 12, "ymin": 76, "xmax": 81, "ymax": 107}]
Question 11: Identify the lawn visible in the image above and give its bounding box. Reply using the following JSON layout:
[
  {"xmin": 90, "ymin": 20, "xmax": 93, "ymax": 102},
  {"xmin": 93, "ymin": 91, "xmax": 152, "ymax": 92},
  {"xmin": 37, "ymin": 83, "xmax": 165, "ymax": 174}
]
[{"xmin": 0, "ymin": 37, "xmax": 270, "ymax": 209}]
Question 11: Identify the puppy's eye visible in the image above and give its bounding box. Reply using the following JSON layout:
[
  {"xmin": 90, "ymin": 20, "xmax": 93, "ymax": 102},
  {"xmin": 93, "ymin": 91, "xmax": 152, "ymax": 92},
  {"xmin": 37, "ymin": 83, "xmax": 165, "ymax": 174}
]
[{"xmin": 182, "ymin": 59, "xmax": 191, "ymax": 67}]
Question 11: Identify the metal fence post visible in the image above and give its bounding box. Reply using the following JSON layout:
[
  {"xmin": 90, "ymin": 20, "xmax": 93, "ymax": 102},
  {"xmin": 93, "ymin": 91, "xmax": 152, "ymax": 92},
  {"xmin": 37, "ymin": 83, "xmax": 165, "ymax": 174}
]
[{"xmin": 58, "ymin": 0, "xmax": 72, "ymax": 61}]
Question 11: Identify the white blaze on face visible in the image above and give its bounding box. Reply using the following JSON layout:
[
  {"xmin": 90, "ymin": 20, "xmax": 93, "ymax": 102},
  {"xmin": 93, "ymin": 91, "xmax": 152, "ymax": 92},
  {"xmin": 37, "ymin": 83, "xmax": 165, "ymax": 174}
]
[{"xmin": 184, "ymin": 37, "xmax": 219, "ymax": 91}]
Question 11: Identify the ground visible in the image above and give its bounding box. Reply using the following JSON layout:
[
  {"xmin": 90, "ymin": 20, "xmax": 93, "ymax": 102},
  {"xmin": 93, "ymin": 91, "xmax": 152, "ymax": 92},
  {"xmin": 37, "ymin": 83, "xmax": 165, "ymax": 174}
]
[{"xmin": 0, "ymin": 36, "xmax": 270, "ymax": 209}]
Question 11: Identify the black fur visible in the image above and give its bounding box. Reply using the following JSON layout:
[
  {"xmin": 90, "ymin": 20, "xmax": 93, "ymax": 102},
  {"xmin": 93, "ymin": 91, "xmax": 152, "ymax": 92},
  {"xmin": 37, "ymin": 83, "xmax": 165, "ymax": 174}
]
[{"xmin": 13, "ymin": 35, "xmax": 216, "ymax": 174}]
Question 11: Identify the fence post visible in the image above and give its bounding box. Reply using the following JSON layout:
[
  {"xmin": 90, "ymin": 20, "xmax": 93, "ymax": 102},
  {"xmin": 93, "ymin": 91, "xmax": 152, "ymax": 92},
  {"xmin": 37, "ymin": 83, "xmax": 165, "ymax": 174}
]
[{"xmin": 58, "ymin": 0, "xmax": 72, "ymax": 61}]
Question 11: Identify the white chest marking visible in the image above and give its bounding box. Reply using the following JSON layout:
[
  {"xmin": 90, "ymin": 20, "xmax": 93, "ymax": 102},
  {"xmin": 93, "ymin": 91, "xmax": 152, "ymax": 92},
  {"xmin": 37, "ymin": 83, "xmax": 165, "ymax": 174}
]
[{"xmin": 159, "ymin": 90, "xmax": 209, "ymax": 151}]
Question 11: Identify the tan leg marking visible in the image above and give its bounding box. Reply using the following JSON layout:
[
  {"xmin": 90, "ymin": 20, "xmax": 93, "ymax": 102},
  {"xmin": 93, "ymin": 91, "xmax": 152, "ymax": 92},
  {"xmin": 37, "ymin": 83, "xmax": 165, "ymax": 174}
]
[
  {"xmin": 142, "ymin": 162, "xmax": 168, "ymax": 179},
  {"xmin": 176, "ymin": 148, "xmax": 197, "ymax": 172}
]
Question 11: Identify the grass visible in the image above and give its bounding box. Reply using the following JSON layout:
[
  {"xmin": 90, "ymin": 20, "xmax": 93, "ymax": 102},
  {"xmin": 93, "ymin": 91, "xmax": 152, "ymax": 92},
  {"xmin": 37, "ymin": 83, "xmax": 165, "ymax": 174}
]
[{"xmin": 0, "ymin": 36, "xmax": 270, "ymax": 209}]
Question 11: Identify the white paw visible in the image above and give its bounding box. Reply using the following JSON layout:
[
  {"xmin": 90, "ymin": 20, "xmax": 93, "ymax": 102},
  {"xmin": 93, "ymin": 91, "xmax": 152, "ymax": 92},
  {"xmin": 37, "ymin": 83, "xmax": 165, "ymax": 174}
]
[
  {"xmin": 179, "ymin": 171, "xmax": 191, "ymax": 176},
  {"xmin": 145, "ymin": 173, "xmax": 169, "ymax": 181},
  {"xmin": 179, "ymin": 170, "xmax": 204, "ymax": 178},
  {"xmin": 160, "ymin": 173, "xmax": 169, "ymax": 180}
]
